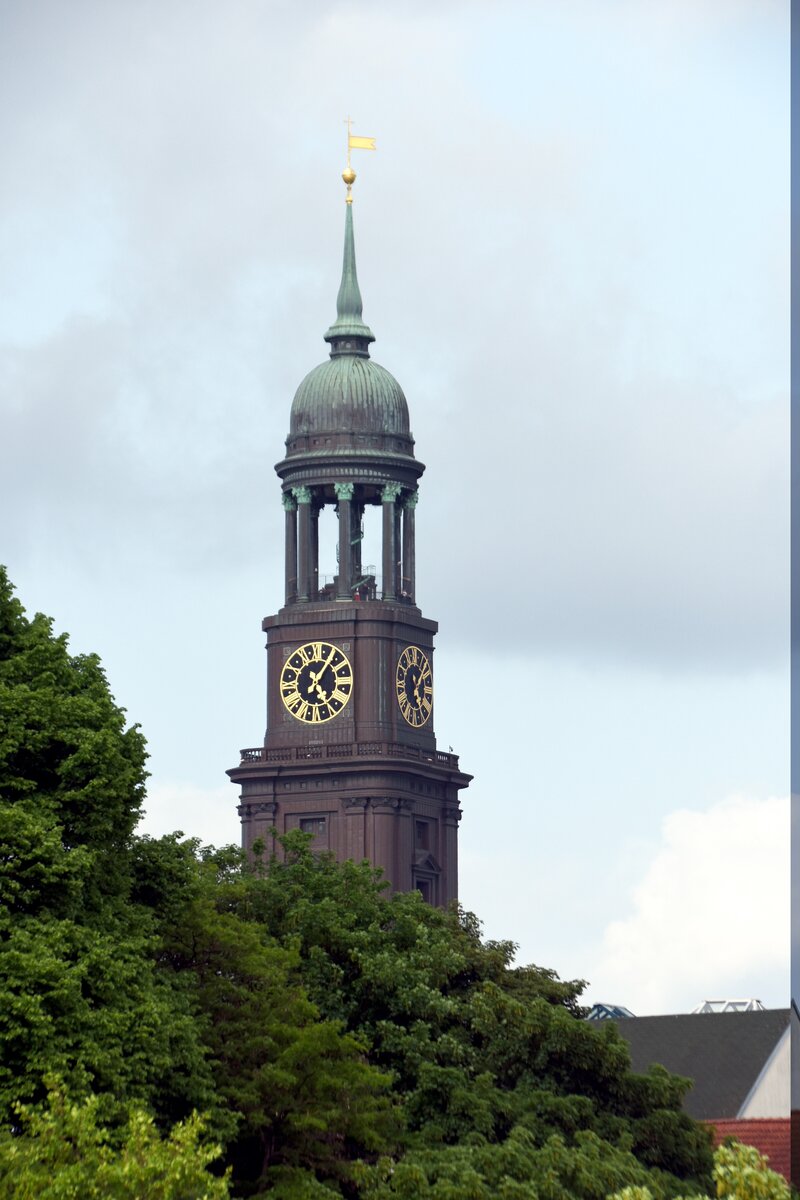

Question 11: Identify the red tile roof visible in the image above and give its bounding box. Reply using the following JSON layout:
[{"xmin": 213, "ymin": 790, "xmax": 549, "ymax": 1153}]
[{"xmin": 707, "ymin": 1118, "xmax": 790, "ymax": 1183}]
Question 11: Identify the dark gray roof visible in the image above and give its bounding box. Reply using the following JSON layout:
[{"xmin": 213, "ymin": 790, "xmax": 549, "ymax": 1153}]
[{"xmin": 613, "ymin": 1009, "xmax": 789, "ymax": 1120}]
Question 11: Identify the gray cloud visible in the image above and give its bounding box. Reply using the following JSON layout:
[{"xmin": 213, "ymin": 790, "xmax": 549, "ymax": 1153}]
[{"xmin": 0, "ymin": 0, "xmax": 787, "ymax": 675}]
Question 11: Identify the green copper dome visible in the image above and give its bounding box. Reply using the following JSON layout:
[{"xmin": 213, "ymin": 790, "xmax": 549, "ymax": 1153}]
[
  {"xmin": 288, "ymin": 201, "xmax": 412, "ymax": 448},
  {"xmin": 290, "ymin": 356, "xmax": 410, "ymax": 437}
]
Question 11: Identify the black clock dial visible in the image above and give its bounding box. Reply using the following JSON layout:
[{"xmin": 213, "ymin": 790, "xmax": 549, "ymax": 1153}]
[
  {"xmin": 396, "ymin": 645, "xmax": 433, "ymax": 727},
  {"xmin": 280, "ymin": 641, "xmax": 353, "ymax": 724}
]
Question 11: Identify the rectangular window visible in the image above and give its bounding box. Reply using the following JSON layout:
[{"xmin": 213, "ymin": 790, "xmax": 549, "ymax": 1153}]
[
  {"xmin": 300, "ymin": 817, "xmax": 326, "ymax": 837},
  {"xmin": 415, "ymin": 821, "xmax": 430, "ymax": 850},
  {"xmin": 416, "ymin": 878, "xmax": 432, "ymax": 903}
]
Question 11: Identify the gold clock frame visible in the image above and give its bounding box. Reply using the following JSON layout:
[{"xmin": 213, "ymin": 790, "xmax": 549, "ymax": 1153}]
[
  {"xmin": 396, "ymin": 645, "xmax": 433, "ymax": 727},
  {"xmin": 280, "ymin": 641, "xmax": 353, "ymax": 724}
]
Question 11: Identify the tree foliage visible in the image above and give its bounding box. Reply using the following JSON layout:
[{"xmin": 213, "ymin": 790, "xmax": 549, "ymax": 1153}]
[
  {"xmin": 0, "ymin": 568, "xmax": 146, "ymax": 909},
  {"xmin": 157, "ymin": 878, "xmax": 397, "ymax": 1189},
  {"xmin": 608, "ymin": 1140, "xmax": 791, "ymax": 1200},
  {"xmin": 0, "ymin": 569, "xmax": 214, "ymax": 1127},
  {"xmin": 216, "ymin": 835, "xmax": 711, "ymax": 1179},
  {"xmin": 0, "ymin": 568, "xmax": 718, "ymax": 1198},
  {"xmin": 0, "ymin": 1083, "xmax": 230, "ymax": 1199}
]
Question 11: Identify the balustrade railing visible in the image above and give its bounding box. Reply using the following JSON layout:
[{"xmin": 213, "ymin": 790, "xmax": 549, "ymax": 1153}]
[{"xmin": 238, "ymin": 742, "xmax": 459, "ymax": 769}]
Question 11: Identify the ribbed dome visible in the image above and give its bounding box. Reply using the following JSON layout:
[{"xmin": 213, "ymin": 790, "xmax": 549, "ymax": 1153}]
[{"xmin": 290, "ymin": 355, "xmax": 410, "ymax": 437}]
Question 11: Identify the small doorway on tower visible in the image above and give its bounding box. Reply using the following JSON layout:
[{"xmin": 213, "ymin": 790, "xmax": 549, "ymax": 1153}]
[
  {"xmin": 412, "ymin": 843, "xmax": 441, "ymax": 905},
  {"xmin": 415, "ymin": 876, "xmax": 434, "ymax": 904}
]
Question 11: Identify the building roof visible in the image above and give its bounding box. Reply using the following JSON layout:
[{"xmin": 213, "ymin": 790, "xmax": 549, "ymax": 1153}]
[
  {"xmin": 290, "ymin": 354, "xmax": 410, "ymax": 440},
  {"xmin": 612, "ymin": 1009, "xmax": 790, "ymax": 1120}
]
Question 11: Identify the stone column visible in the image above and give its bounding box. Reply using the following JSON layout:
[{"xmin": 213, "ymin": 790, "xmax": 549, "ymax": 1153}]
[
  {"xmin": 239, "ymin": 800, "xmax": 277, "ymax": 855},
  {"xmin": 344, "ymin": 797, "xmax": 367, "ymax": 861},
  {"xmin": 293, "ymin": 485, "xmax": 312, "ymax": 601},
  {"xmin": 371, "ymin": 797, "xmax": 399, "ymax": 889},
  {"xmin": 335, "ymin": 483, "xmax": 354, "ymax": 600},
  {"xmin": 393, "ymin": 501, "xmax": 402, "ymax": 598},
  {"xmin": 283, "ymin": 492, "xmax": 297, "ymax": 606},
  {"xmin": 395, "ymin": 799, "xmax": 414, "ymax": 892},
  {"xmin": 441, "ymin": 804, "xmax": 462, "ymax": 905},
  {"xmin": 401, "ymin": 489, "xmax": 418, "ymax": 601},
  {"xmin": 381, "ymin": 483, "xmax": 402, "ymax": 601}
]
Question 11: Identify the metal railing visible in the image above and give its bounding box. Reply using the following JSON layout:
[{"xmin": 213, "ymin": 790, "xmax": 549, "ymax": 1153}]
[
  {"xmin": 239, "ymin": 743, "xmax": 459, "ymax": 769},
  {"xmin": 314, "ymin": 567, "xmax": 380, "ymax": 602}
]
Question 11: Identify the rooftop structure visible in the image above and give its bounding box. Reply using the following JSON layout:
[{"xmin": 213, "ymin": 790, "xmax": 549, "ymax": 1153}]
[{"xmin": 691, "ymin": 999, "xmax": 766, "ymax": 1014}]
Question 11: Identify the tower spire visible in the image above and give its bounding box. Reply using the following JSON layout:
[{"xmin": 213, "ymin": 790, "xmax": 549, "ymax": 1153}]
[{"xmin": 324, "ymin": 181, "xmax": 375, "ymax": 355}]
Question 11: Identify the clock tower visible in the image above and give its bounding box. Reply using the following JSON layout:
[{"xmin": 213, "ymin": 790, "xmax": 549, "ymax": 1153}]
[{"xmin": 228, "ymin": 169, "xmax": 471, "ymax": 904}]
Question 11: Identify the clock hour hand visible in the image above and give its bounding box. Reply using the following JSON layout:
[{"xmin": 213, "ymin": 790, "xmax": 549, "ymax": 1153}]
[
  {"xmin": 308, "ymin": 665, "xmax": 325, "ymax": 695},
  {"xmin": 305, "ymin": 666, "xmax": 329, "ymax": 703}
]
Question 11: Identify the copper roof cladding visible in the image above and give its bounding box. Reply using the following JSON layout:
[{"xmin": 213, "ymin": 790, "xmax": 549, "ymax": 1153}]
[
  {"xmin": 289, "ymin": 355, "xmax": 412, "ymax": 444},
  {"xmin": 279, "ymin": 196, "xmax": 422, "ymax": 478}
]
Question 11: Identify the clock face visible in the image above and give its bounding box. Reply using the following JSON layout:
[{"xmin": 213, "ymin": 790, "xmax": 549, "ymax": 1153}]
[
  {"xmin": 396, "ymin": 645, "xmax": 433, "ymax": 727},
  {"xmin": 280, "ymin": 641, "xmax": 353, "ymax": 724}
]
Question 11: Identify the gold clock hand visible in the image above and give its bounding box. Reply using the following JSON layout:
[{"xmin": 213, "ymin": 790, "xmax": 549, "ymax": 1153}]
[{"xmin": 310, "ymin": 650, "xmax": 334, "ymax": 683}]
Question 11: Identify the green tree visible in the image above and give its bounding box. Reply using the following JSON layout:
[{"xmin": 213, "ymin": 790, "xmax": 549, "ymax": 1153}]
[
  {"xmin": 357, "ymin": 1127, "xmax": 683, "ymax": 1200},
  {"xmin": 158, "ymin": 874, "xmax": 398, "ymax": 1194},
  {"xmin": 0, "ymin": 572, "xmax": 398, "ymax": 1197},
  {"xmin": 608, "ymin": 1139, "xmax": 791, "ymax": 1200},
  {"xmin": 215, "ymin": 835, "xmax": 713, "ymax": 1194},
  {"xmin": 0, "ymin": 569, "xmax": 216, "ymax": 1127},
  {"xmin": 0, "ymin": 1083, "xmax": 230, "ymax": 1199},
  {"xmin": 0, "ymin": 570, "xmax": 719, "ymax": 1198},
  {"xmin": 711, "ymin": 1142, "xmax": 791, "ymax": 1200},
  {"xmin": 0, "ymin": 567, "xmax": 146, "ymax": 912}
]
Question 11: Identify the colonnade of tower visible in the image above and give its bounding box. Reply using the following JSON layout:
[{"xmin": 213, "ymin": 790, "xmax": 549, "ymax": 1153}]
[{"xmin": 281, "ymin": 483, "xmax": 417, "ymax": 604}]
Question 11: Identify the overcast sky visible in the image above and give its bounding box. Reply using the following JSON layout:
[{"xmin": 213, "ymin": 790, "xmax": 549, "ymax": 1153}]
[{"xmin": 1, "ymin": 0, "xmax": 789, "ymax": 1015}]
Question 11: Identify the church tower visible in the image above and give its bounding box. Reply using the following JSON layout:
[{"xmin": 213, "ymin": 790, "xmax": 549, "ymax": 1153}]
[{"xmin": 228, "ymin": 165, "xmax": 471, "ymax": 904}]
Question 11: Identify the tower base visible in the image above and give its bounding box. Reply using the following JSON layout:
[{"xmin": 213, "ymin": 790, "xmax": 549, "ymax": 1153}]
[{"xmin": 228, "ymin": 742, "xmax": 470, "ymax": 905}]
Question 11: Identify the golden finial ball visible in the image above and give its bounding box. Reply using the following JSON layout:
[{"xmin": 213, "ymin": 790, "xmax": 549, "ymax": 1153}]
[{"xmin": 342, "ymin": 165, "xmax": 356, "ymax": 187}]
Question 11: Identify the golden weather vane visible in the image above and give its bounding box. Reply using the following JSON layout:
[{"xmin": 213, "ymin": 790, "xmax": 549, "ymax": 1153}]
[{"xmin": 342, "ymin": 116, "xmax": 376, "ymax": 203}]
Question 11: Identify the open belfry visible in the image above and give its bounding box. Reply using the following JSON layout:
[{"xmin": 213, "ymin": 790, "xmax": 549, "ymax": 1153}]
[{"xmin": 228, "ymin": 135, "xmax": 471, "ymax": 904}]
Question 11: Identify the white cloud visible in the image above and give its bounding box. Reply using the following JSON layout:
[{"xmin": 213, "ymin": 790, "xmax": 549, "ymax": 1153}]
[
  {"xmin": 586, "ymin": 795, "xmax": 789, "ymax": 1015},
  {"xmin": 138, "ymin": 781, "xmax": 240, "ymax": 849}
]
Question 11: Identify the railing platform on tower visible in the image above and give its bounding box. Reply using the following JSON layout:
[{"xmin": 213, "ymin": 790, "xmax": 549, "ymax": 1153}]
[{"xmin": 239, "ymin": 742, "xmax": 461, "ymax": 769}]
